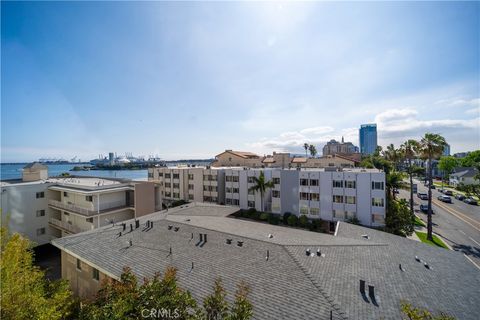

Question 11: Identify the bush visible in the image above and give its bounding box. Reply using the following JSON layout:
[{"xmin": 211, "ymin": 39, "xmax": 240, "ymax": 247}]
[
  {"xmin": 283, "ymin": 212, "xmax": 292, "ymax": 224},
  {"xmin": 268, "ymin": 214, "xmax": 280, "ymax": 225},
  {"xmin": 287, "ymin": 215, "xmax": 298, "ymax": 227},
  {"xmin": 259, "ymin": 212, "xmax": 270, "ymax": 221},
  {"xmin": 298, "ymin": 215, "xmax": 309, "ymax": 228},
  {"xmin": 310, "ymin": 219, "xmax": 323, "ymax": 232}
]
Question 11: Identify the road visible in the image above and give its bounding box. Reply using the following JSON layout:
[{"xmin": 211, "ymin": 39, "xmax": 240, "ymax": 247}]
[{"xmin": 399, "ymin": 179, "xmax": 480, "ymax": 269}]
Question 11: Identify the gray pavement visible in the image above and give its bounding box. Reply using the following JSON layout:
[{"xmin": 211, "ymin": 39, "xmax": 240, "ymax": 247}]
[{"xmin": 399, "ymin": 179, "xmax": 480, "ymax": 269}]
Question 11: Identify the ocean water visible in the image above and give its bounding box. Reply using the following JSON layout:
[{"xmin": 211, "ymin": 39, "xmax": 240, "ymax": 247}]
[{"xmin": 0, "ymin": 163, "xmax": 148, "ymax": 181}]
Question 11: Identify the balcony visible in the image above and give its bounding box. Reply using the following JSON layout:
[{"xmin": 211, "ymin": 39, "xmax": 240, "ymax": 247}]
[
  {"xmin": 48, "ymin": 199, "xmax": 133, "ymax": 216},
  {"xmin": 49, "ymin": 218, "xmax": 84, "ymax": 234}
]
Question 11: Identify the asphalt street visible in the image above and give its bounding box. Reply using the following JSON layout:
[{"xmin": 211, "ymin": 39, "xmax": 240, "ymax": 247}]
[{"xmin": 398, "ymin": 179, "xmax": 480, "ymax": 270}]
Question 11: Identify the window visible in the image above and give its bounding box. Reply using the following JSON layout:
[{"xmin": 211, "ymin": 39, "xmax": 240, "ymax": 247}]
[
  {"xmin": 345, "ymin": 211, "xmax": 356, "ymax": 219},
  {"xmin": 173, "ymin": 193, "xmax": 180, "ymax": 199},
  {"xmin": 173, "ymin": 173, "xmax": 179, "ymax": 179},
  {"xmin": 248, "ymin": 188, "xmax": 254, "ymax": 195},
  {"xmin": 165, "ymin": 182, "xmax": 171, "ymax": 188},
  {"xmin": 372, "ymin": 181, "xmax": 384, "ymax": 190},
  {"xmin": 92, "ymin": 268, "xmax": 100, "ymax": 281},
  {"xmin": 226, "ymin": 175, "xmax": 232, "ymax": 182},
  {"xmin": 86, "ymin": 195, "xmax": 93, "ymax": 202},
  {"xmin": 188, "ymin": 194, "xmax": 194, "ymax": 200},
  {"xmin": 248, "ymin": 176, "xmax": 256, "ymax": 183},
  {"xmin": 165, "ymin": 192, "xmax": 171, "ymax": 197},
  {"xmin": 372, "ymin": 198, "xmax": 384, "ymax": 207},
  {"xmin": 345, "ymin": 181, "xmax": 356, "ymax": 189},
  {"xmin": 272, "ymin": 177, "xmax": 280, "ymax": 184},
  {"xmin": 345, "ymin": 196, "xmax": 356, "ymax": 204},
  {"xmin": 332, "ymin": 180, "xmax": 343, "ymax": 188},
  {"xmin": 300, "ymin": 206, "xmax": 309, "ymax": 215},
  {"xmin": 310, "ymin": 207, "xmax": 320, "ymax": 215},
  {"xmin": 63, "ymin": 191, "xmax": 68, "ymax": 197},
  {"xmin": 300, "ymin": 179, "xmax": 308, "ymax": 186},
  {"xmin": 226, "ymin": 198, "xmax": 239, "ymax": 206},
  {"xmin": 310, "ymin": 193, "xmax": 320, "ymax": 202},
  {"xmin": 36, "ymin": 209, "xmax": 45, "ymax": 217},
  {"xmin": 372, "ymin": 214, "xmax": 385, "ymax": 224},
  {"xmin": 300, "ymin": 192, "xmax": 309, "ymax": 200},
  {"xmin": 148, "ymin": 172, "xmax": 154, "ymax": 178},
  {"xmin": 332, "ymin": 209, "xmax": 340, "ymax": 218},
  {"xmin": 272, "ymin": 190, "xmax": 280, "ymax": 198},
  {"xmin": 247, "ymin": 201, "xmax": 255, "ymax": 208},
  {"xmin": 232, "ymin": 188, "xmax": 238, "ymax": 193},
  {"xmin": 310, "ymin": 179, "xmax": 319, "ymax": 186},
  {"xmin": 158, "ymin": 172, "xmax": 163, "ymax": 177},
  {"xmin": 36, "ymin": 192, "xmax": 44, "ymax": 199},
  {"xmin": 232, "ymin": 176, "xmax": 239, "ymax": 182},
  {"xmin": 76, "ymin": 259, "xmax": 82, "ymax": 270},
  {"xmin": 188, "ymin": 174, "xmax": 194, "ymax": 180},
  {"xmin": 188, "ymin": 184, "xmax": 194, "ymax": 190},
  {"xmin": 165, "ymin": 173, "xmax": 171, "ymax": 179},
  {"xmin": 173, "ymin": 183, "xmax": 179, "ymax": 189},
  {"xmin": 36, "ymin": 228, "xmax": 45, "ymax": 236},
  {"xmin": 333, "ymin": 195, "xmax": 343, "ymax": 203},
  {"xmin": 86, "ymin": 217, "xmax": 93, "ymax": 223}
]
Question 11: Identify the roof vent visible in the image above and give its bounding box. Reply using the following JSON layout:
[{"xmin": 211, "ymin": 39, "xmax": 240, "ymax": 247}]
[
  {"xmin": 415, "ymin": 256, "xmax": 421, "ymax": 262},
  {"xmin": 306, "ymin": 248, "xmax": 311, "ymax": 256},
  {"xmin": 361, "ymin": 234, "xmax": 369, "ymax": 240},
  {"xmin": 424, "ymin": 262, "xmax": 431, "ymax": 270},
  {"xmin": 226, "ymin": 239, "xmax": 232, "ymax": 244},
  {"xmin": 359, "ymin": 279, "xmax": 366, "ymax": 294},
  {"xmin": 168, "ymin": 225, "xmax": 173, "ymax": 230},
  {"xmin": 316, "ymin": 249, "xmax": 322, "ymax": 257},
  {"xmin": 368, "ymin": 285, "xmax": 377, "ymax": 305},
  {"xmin": 122, "ymin": 223, "xmax": 126, "ymax": 231},
  {"xmin": 237, "ymin": 241, "xmax": 244, "ymax": 247},
  {"xmin": 268, "ymin": 234, "xmax": 273, "ymax": 239},
  {"xmin": 135, "ymin": 220, "xmax": 140, "ymax": 228},
  {"xmin": 196, "ymin": 233, "xmax": 204, "ymax": 246},
  {"xmin": 399, "ymin": 264, "xmax": 405, "ymax": 272},
  {"xmin": 266, "ymin": 250, "xmax": 270, "ymax": 261},
  {"xmin": 130, "ymin": 224, "xmax": 133, "ymax": 232},
  {"xmin": 174, "ymin": 227, "xmax": 179, "ymax": 232}
]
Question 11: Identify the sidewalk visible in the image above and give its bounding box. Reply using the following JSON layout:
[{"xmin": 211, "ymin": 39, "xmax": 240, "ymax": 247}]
[{"xmin": 407, "ymin": 216, "xmax": 452, "ymax": 250}]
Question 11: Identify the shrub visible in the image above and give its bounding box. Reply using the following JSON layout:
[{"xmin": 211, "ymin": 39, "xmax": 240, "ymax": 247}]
[
  {"xmin": 311, "ymin": 219, "xmax": 323, "ymax": 232},
  {"xmin": 298, "ymin": 215, "xmax": 309, "ymax": 228},
  {"xmin": 268, "ymin": 214, "xmax": 280, "ymax": 225},
  {"xmin": 283, "ymin": 212, "xmax": 292, "ymax": 223},
  {"xmin": 259, "ymin": 212, "xmax": 270, "ymax": 221},
  {"xmin": 287, "ymin": 215, "xmax": 298, "ymax": 227}
]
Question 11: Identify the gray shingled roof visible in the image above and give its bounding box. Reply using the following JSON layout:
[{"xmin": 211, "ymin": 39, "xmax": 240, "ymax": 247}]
[{"xmin": 52, "ymin": 204, "xmax": 480, "ymax": 319}]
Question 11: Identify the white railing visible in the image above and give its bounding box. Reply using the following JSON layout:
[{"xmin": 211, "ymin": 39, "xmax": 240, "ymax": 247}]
[
  {"xmin": 48, "ymin": 218, "xmax": 83, "ymax": 234},
  {"xmin": 48, "ymin": 200, "xmax": 97, "ymax": 216}
]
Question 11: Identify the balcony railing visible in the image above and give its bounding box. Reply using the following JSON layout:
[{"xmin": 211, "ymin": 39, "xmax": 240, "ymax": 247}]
[
  {"xmin": 48, "ymin": 200, "xmax": 97, "ymax": 216},
  {"xmin": 49, "ymin": 218, "xmax": 84, "ymax": 234}
]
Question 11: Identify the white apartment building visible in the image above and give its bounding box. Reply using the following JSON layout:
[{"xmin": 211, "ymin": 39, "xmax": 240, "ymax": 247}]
[
  {"xmin": 1, "ymin": 163, "xmax": 158, "ymax": 246},
  {"xmin": 149, "ymin": 166, "xmax": 386, "ymax": 227}
]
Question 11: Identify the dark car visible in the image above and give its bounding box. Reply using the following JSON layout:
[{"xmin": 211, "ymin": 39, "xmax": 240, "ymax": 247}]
[
  {"xmin": 464, "ymin": 198, "xmax": 478, "ymax": 205},
  {"xmin": 444, "ymin": 190, "xmax": 453, "ymax": 196},
  {"xmin": 419, "ymin": 204, "xmax": 434, "ymax": 214},
  {"xmin": 437, "ymin": 195, "xmax": 452, "ymax": 203},
  {"xmin": 417, "ymin": 193, "xmax": 428, "ymax": 200},
  {"xmin": 430, "ymin": 185, "xmax": 436, "ymax": 189},
  {"xmin": 455, "ymin": 194, "xmax": 466, "ymax": 201}
]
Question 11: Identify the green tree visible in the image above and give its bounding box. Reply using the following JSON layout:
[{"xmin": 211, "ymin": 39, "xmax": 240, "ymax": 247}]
[
  {"xmin": 0, "ymin": 226, "xmax": 74, "ymax": 320},
  {"xmin": 248, "ymin": 171, "xmax": 274, "ymax": 212},
  {"xmin": 383, "ymin": 144, "xmax": 402, "ymax": 170},
  {"xmin": 308, "ymin": 144, "xmax": 317, "ymax": 158},
  {"xmin": 229, "ymin": 281, "xmax": 253, "ymax": 320},
  {"xmin": 438, "ymin": 156, "xmax": 459, "ymax": 188},
  {"xmin": 203, "ymin": 278, "xmax": 228, "ymax": 320},
  {"xmin": 298, "ymin": 214, "xmax": 309, "ymax": 228},
  {"xmin": 458, "ymin": 150, "xmax": 480, "ymax": 167},
  {"xmin": 303, "ymin": 143, "xmax": 309, "ymax": 158},
  {"xmin": 400, "ymin": 139, "xmax": 420, "ymax": 228},
  {"xmin": 385, "ymin": 199, "xmax": 414, "ymax": 237},
  {"xmin": 401, "ymin": 301, "xmax": 455, "ymax": 320},
  {"xmin": 419, "ymin": 133, "xmax": 448, "ymax": 241}
]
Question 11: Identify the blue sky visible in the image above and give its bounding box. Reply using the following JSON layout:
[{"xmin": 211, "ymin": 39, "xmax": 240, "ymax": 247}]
[{"xmin": 1, "ymin": 1, "xmax": 479, "ymax": 162}]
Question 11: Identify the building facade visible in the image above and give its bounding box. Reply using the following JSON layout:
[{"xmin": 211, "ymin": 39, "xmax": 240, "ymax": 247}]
[
  {"xmin": 322, "ymin": 138, "xmax": 359, "ymax": 156},
  {"xmin": 359, "ymin": 124, "xmax": 378, "ymax": 155}
]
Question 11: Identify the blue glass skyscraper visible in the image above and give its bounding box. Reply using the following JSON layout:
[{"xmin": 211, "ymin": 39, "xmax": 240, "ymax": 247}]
[{"xmin": 359, "ymin": 124, "xmax": 378, "ymax": 155}]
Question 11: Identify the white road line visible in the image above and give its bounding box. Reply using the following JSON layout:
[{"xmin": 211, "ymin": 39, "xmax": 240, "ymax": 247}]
[
  {"xmin": 464, "ymin": 254, "xmax": 480, "ymax": 271},
  {"xmin": 469, "ymin": 237, "xmax": 480, "ymax": 247},
  {"xmin": 458, "ymin": 230, "xmax": 466, "ymax": 235}
]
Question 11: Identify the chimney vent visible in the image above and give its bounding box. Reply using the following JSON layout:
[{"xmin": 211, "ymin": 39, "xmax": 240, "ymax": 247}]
[
  {"xmin": 415, "ymin": 255, "xmax": 421, "ymax": 262},
  {"xmin": 359, "ymin": 280, "xmax": 366, "ymax": 294},
  {"xmin": 135, "ymin": 220, "xmax": 140, "ymax": 228},
  {"xmin": 174, "ymin": 227, "xmax": 179, "ymax": 232},
  {"xmin": 237, "ymin": 241, "xmax": 243, "ymax": 247},
  {"xmin": 226, "ymin": 239, "xmax": 232, "ymax": 244},
  {"xmin": 424, "ymin": 262, "xmax": 431, "ymax": 270},
  {"xmin": 368, "ymin": 285, "xmax": 376, "ymax": 302},
  {"xmin": 399, "ymin": 264, "xmax": 405, "ymax": 272},
  {"xmin": 122, "ymin": 223, "xmax": 126, "ymax": 231},
  {"xmin": 266, "ymin": 250, "xmax": 270, "ymax": 261},
  {"xmin": 130, "ymin": 224, "xmax": 133, "ymax": 232},
  {"xmin": 168, "ymin": 225, "xmax": 173, "ymax": 230},
  {"xmin": 204, "ymin": 234, "xmax": 207, "ymax": 243},
  {"xmin": 306, "ymin": 248, "xmax": 311, "ymax": 256},
  {"xmin": 317, "ymin": 249, "xmax": 321, "ymax": 257}
]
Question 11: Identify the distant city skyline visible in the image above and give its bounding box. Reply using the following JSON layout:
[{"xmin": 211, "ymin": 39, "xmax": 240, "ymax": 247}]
[{"xmin": 2, "ymin": 1, "xmax": 479, "ymax": 162}]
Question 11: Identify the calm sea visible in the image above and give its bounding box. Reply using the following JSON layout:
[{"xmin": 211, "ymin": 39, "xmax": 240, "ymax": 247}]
[{"xmin": 0, "ymin": 163, "xmax": 148, "ymax": 181}]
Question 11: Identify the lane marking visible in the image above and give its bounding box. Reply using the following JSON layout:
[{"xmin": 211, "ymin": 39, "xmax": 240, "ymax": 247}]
[
  {"xmin": 433, "ymin": 200, "xmax": 480, "ymax": 232},
  {"xmin": 458, "ymin": 230, "xmax": 466, "ymax": 235},
  {"xmin": 468, "ymin": 237, "xmax": 480, "ymax": 247},
  {"xmin": 464, "ymin": 254, "xmax": 480, "ymax": 271}
]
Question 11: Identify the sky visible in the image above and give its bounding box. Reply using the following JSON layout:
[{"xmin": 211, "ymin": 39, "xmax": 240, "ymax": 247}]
[{"xmin": 1, "ymin": 1, "xmax": 479, "ymax": 162}]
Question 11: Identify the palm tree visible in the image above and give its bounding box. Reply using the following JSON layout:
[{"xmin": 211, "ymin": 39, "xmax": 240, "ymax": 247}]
[
  {"xmin": 303, "ymin": 143, "xmax": 309, "ymax": 158},
  {"xmin": 383, "ymin": 144, "xmax": 401, "ymax": 170},
  {"xmin": 308, "ymin": 144, "xmax": 317, "ymax": 158},
  {"xmin": 248, "ymin": 171, "xmax": 274, "ymax": 212},
  {"xmin": 419, "ymin": 133, "xmax": 447, "ymax": 241},
  {"xmin": 400, "ymin": 139, "xmax": 420, "ymax": 223}
]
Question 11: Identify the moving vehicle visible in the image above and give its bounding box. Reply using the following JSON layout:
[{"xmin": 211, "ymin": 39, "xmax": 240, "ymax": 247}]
[
  {"xmin": 464, "ymin": 197, "xmax": 478, "ymax": 205},
  {"xmin": 417, "ymin": 193, "xmax": 428, "ymax": 200},
  {"xmin": 455, "ymin": 194, "xmax": 466, "ymax": 201},
  {"xmin": 419, "ymin": 204, "xmax": 434, "ymax": 214},
  {"xmin": 444, "ymin": 190, "xmax": 453, "ymax": 196},
  {"xmin": 437, "ymin": 195, "xmax": 452, "ymax": 203}
]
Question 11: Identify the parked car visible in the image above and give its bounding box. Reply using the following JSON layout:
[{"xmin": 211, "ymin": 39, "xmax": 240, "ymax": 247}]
[
  {"xmin": 430, "ymin": 185, "xmax": 436, "ymax": 189},
  {"xmin": 444, "ymin": 190, "xmax": 453, "ymax": 196},
  {"xmin": 464, "ymin": 198, "xmax": 478, "ymax": 205},
  {"xmin": 437, "ymin": 195, "xmax": 452, "ymax": 203},
  {"xmin": 417, "ymin": 193, "xmax": 428, "ymax": 200},
  {"xmin": 455, "ymin": 194, "xmax": 466, "ymax": 201},
  {"xmin": 419, "ymin": 204, "xmax": 434, "ymax": 214}
]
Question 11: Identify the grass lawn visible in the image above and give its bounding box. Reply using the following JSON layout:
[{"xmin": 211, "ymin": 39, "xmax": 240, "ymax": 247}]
[
  {"xmin": 415, "ymin": 231, "xmax": 449, "ymax": 249},
  {"xmin": 414, "ymin": 216, "xmax": 426, "ymax": 227}
]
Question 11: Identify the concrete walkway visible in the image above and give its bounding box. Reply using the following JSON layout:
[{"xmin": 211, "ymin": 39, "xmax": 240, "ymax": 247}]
[{"xmin": 408, "ymin": 216, "xmax": 452, "ymax": 250}]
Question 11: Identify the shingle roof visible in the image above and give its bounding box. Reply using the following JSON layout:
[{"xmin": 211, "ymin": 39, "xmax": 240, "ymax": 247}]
[{"xmin": 52, "ymin": 205, "xmax": 480, "ymax": 319}]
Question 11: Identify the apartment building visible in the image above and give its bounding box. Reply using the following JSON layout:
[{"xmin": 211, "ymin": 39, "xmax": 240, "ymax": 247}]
[
  {"xmin": 149, "ymin": 166, "xmax": 386, "ymax": 227},
  {"xmin": 148, "ymin": 166, "xmax": 225, "ymax": 205},
  {"xmin": 1, "ymin": 163, "xmax": 158, "ymax": 246}
]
